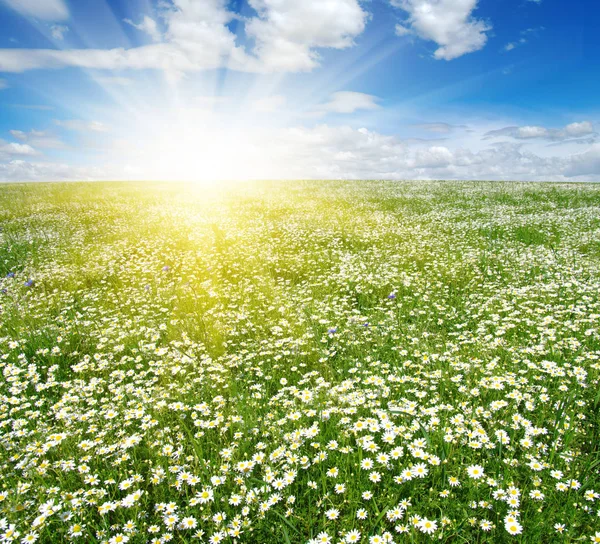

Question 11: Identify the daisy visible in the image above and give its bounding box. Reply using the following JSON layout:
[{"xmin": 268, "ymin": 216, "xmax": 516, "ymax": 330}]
[
  {"xmin": 345, "ymin": 529, "xmax": 361, "ymax": 543},
  {"xmin": 325, "ymin": 508, "xmax": 339, "ymax": 520},
  {"xmin": 505, "ymin": 521, "xmax": 523, "ymax": 535},
  {"xmin": 466, "ymin": 465, "xmax": 485, "ymax": 479},
  {"xmin": 316, "ymin": 532, "xmax": 332, "ymax": 543},
  {"xmin": 181, "ymin": 517, "xmax": 197, "ymax": 529},
  {"xmin": 418, "ymin": 518, "xmax": 437, "ymax": 534}
]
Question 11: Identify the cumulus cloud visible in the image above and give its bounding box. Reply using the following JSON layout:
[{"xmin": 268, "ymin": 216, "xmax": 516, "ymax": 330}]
[
  {"xmin": 391, "ymin": 0, "xmax": 491, "ymax": 60},
  {"xmin": 210, "ymin": 126, "xmax": 599, "ymax": 180},
  {"xmin": 245, "ymin": 0, "xmax": 368, "ymax": 71},
  {"xmin": 0, "ymin": 0, "xmax": 367, "ymax": 75},
  {"xmin": 0, "ymin": 0, "xmax": 68, "ymax": 21},
  {"xmin": 8, "ymin": 122, "xmax": 600, "ymax": 183},
  {"xmin": 0, "ymin": 141, "xmax": 37, "ymax": 157},
  {"xmin": 565, "ymin": 121, "xmax": 596, "ymax": 137}
]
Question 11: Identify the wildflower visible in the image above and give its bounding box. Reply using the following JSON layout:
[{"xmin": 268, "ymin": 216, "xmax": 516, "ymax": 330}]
[
  {"xmin": 361, "ymin": 459, "xmax": 374, "ymax": 470},
  {"xmin": 209, "ymin": 532, "xmax": 225, "ymax": 544},
  {"xmin": 325, "ymin": 509, "xmax": 339, "ymax": 520},
  {"xmin": 418, "ymin": 518, "xmax": 437, "ymax": 534},
  {"xmin": 315, "ymin": 532, "xmax": 332, "ymax": 543},
  {"xmin": 181, "ymin": 517, "xmax": 197, "ymax": 529},
  {"xmin": 505, "ymin": 521, "xmax": 523, "ymax": 535},
  {"xmin": 480, "ymin": 520, "xmax": 493, "ymax": 531},
  {"xmin": 414, "ymin": 463, "xmax": 428, "ymax": 478},
  {"xmin": 345, "ymin": 529, "xmax": 361, "ymax": 543},
  {"xmin": 466, "ymin": 465, "xmax": 485, "ymax": 479},
  {"xmin": 369, "ymin": 471, "xmax": 382, "ymax": 483}
]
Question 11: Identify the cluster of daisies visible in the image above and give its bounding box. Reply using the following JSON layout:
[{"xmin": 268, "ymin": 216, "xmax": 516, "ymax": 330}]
[{"xmin": 0, "ymin": 180, "xmax": 599, "ymax": 543}]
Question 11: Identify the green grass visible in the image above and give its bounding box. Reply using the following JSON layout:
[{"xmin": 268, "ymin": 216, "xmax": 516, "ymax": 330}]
[{"xmin": 0, "ymin": 180, "xmax": 599, "ymax": 543}]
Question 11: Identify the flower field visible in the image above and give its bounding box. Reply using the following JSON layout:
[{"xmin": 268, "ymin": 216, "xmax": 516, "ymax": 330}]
[{"xmin": 1, "ymin": 180, "xmax": 599, "ymax": 543}]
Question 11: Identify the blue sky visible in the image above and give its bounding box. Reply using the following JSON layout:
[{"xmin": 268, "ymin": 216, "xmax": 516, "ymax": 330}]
[{"xmin": 0, "ymin": 0, "xmax": 598, "ymax": 182}]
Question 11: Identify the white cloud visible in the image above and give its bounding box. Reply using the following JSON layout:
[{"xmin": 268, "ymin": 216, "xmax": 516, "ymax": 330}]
[
  {"xmin": 565, "ymin": 121, "xmax": 594, "ymax": 137},
  {"xmin": 54, "ymin": 119, "xmax": 109, "ymax": 132},
  {"xmin": 9, "ymin": 129, "xmax": 65, "ymax": 149},
  {"xmin": 484, "ymin": 121, "xmax": 595, "ymax": 142},
  {"xmin": 124, "ymin": 16, "xmax": 161, "ymax": 42},
  {"xmin": 50, "ymin": 24, "xmax": 68, "ymax": 40},
  {"xmin": 411, "ymin": 145, "xmax": 453, "ymax": 168},
  {"xmin": 1, "ymin": 0, "xmax": 68, "ymax": 21},
  {"xmin": 0, "ymin": 160, "xmax": 114, "ymax": 182},
  {"xmin": 0, "ymin": 78, "xmax": 7, "ymax": 89},
  {"xmin": 391, "ymin": 0, "xmax": 491, "ymax": 60},
  {"xmin": 245, "ymin": 0, "xmax": 368, "ymax": 71},
  {"xmin": 564, "ymin": 144, "xmax": 600, "ymax": 178},
  {"xmin": 9, "ymin": 130, "xmax": 26, "ymax": 141},
  {"xmin": 0, "ymin": 0, "xmax": 368, "ymax": 75},
  {"xmin": 0, "ymin": 141, "xmax": 37, "ymax": 156},
  {"xmin": 311, "ymin": 91, "xmax": 381, "ymax": 115},
  {"xmin": 3, "ymin": 123, "xmax": 600, "ymax": 182},
  {"xmin": 516, "ymin": 125, "xmax": 548, "ymax": 139},
  {"xmin": 0, "ymin": 0, "xmax": 249, "ymax": 75}
]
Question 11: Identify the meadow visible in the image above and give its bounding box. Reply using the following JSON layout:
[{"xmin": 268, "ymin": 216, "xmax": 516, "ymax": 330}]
[{"xmin": 0, "ymin": 180, "xmax": 599, "ymax": 544}]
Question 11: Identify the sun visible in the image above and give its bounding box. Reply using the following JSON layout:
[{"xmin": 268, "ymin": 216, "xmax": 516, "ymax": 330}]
[{"xmin": 120, "ymin": 107, "xmax": 279, "ymax": 183}]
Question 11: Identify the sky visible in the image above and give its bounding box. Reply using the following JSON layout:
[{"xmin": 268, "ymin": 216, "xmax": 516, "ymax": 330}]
[{"xmin": 0, "ymin": 0, "xmax": 598, "ymax": 182}]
